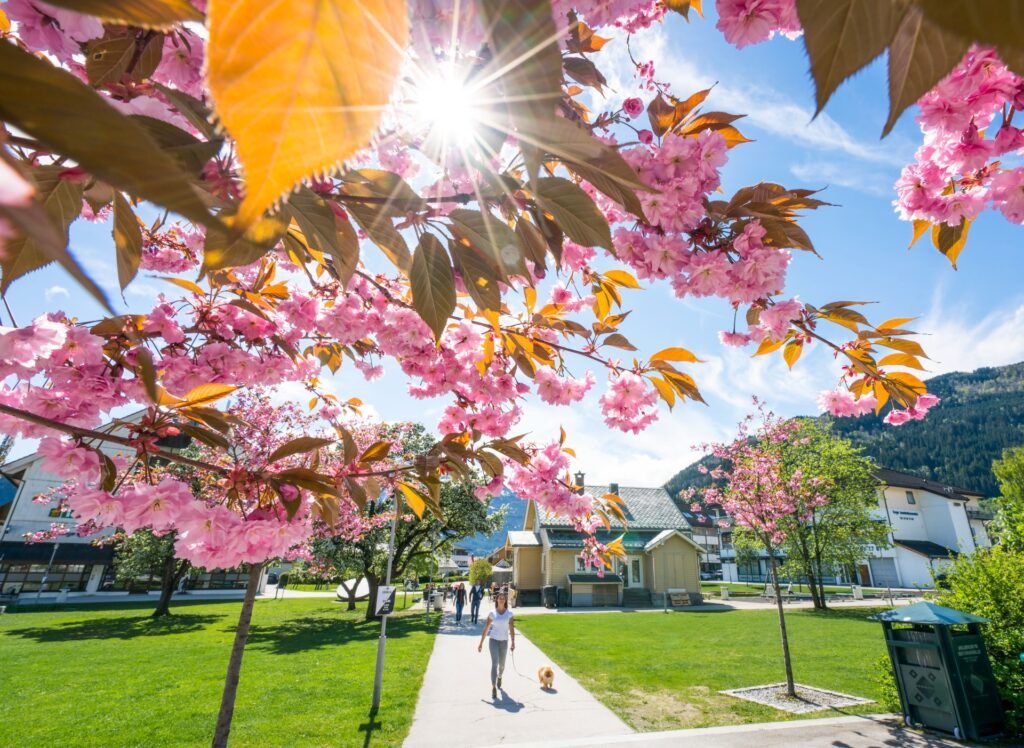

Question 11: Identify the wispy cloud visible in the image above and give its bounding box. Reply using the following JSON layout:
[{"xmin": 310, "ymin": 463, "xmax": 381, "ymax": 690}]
[
  {"xmin": 918, "ymin": 291, "xmax": 1024, "ymax": 376},
  {"xmin": 596, "ymin": 26, "xmax": 912, "ymax": 167},
  {"xmin": 789, "ymin": 161, "xmax": 893, "ymax": 197},
  {"xmin": 44, "ymin": 285, "xmax": 69, "ymax": 301}
]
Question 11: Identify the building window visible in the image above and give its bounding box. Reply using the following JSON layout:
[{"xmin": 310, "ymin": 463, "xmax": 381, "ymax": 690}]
[
  {"xmin": 574, "ymin": 556, "xmax": 588, "ymax": 572},
  {"xmin": 905, "ymin": 490, "xmax": 916, "ymax": 505},
  {"xmin": 1, "ymin": 562, "xmax": 94, "ymax": 593}
]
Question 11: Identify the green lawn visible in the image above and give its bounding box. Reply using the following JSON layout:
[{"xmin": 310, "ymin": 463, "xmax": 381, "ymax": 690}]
[
  {"xmin": 516, "ymin": 607, "xmax": 890, "ymax": 732},
  {"xmin": 0, "ymin": 596, "xmax": 438, "ymax": 747}
]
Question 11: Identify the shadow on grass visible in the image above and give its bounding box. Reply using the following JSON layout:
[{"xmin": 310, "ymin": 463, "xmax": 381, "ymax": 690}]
[
  {"xmin": 793, "ymin": 606, "xmax": 891, "ymax": 623},
  {"xmin": 2, "ymin": 612, "xmax": 224, "ymax": 642},
  {"xmin": 246, "ymin": 611, "xmax": 438, "ymax": 655}
]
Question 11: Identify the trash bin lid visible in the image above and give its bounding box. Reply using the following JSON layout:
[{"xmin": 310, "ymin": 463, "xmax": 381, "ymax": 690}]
[{"xmin": 868, "ymin": 601, "xmax": 989, "ymax": 625}]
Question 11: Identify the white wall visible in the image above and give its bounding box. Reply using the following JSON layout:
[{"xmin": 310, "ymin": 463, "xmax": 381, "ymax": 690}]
[
  {"xmin": 894, "ymin": 548, "xmax": 935, "ymax": 589},
  {"xmin": 880, "ymin": 487, "xmax": 928, "ymax": 541}
]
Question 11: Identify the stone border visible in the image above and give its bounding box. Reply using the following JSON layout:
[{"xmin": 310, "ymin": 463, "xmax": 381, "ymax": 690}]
[{"xmin": 720, "ymin": 683, "xmax": 874, "ymax": 714}]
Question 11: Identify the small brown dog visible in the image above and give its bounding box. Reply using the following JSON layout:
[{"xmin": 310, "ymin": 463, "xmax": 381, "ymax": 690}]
[{"xmin": 537, "ymin": 665, "xmax": 555, "ymax": 689}]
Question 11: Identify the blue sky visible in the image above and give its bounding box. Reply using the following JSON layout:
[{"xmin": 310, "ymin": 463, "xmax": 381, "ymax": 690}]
[{"xmin": 6, "ymin": 8, "xmax": 1024, "ymax": 485}]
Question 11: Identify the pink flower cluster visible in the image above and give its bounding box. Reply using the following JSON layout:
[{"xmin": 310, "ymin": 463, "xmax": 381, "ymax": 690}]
[
  {"xmin": 882, "ymin": 393, "xmax": 940, "ymax": 426},
  {"xmin": 64, "ymin": 478, "xmax": 312, "ymax": 569},
  {"xmin": 504, "ymin": 442, "xmax": 595, "ymax": 520},
  {"xmin": 817, "ymin": 390, "xmax": 878, "ymax": 418},
  {"xmin": 598, "ymin": 371, "xmax": 658, "ymax": 433},
  {"xmin": 895, "ymin": 47, "xmax": 1024, "ymax": 229},
  {"xmin": 714, "ymin": 0, "xmax": 801, "ymax": 49},
  {"xmin": 535, "ymin": 367, "xmax": 595, "ymax": 405},
  {"xmin": 4, "ymin": 0, "xmax": 103, "ymax": 62}
]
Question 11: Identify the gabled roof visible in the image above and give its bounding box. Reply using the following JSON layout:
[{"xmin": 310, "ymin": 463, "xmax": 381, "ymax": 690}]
[
  {"xmin": 894, "ymin": 539, "xmax": 960, "ymax": 559},
  {"xmin": 680, "ymin": 511, "xmax": 720, "ymax": 528},
  {"xmin": 540, "ymin": 485, "xmax": 690, "ymax": 530},
  {"xmin": 506, "ymin": 531, "xmax": 541, "ymax": 547},
  {"xmin": 644, "ymin": 529, "xmax": 705, "ymax": 554},
  {"xmin": 546, "ymin": 529, "xmax": 662, "ymax": 551},
  {"xmin": 874, "ymin": 468, "xmax": 985, "ymax": 501}
]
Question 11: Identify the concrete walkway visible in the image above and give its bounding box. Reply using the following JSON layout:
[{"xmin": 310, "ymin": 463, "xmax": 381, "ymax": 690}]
[
  {"xmin": 491, "ymin": 714, "xmax": 963, "ymax": 747},
  {"xmin": 404, "ymin": 598, "xmax": 634, "ymax": 747}
]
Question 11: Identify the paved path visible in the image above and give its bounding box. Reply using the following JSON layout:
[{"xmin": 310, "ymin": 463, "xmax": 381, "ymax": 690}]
[
  {"xmin": 404, "ymin": 598, "xmax": 633, "ymax": 747},
  {"xmin": 491, "ymin": 714, "xmax": 963, "ymax": 748}
]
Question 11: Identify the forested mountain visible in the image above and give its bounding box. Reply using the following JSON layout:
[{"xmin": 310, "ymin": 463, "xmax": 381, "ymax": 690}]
[
  {"xmin": 460, "ymin": 489, "xmax": 527, "ymax": 557},
  {"xmin": 665, "ymin": 362, "xmax": 1024, "ymax": 499}
]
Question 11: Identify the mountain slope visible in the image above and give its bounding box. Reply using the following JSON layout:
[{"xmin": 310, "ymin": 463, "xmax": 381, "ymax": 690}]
[
  {"xmin": 459, "ymin": 489, "xmax": 528, "ymax": 557},
  {"xmin": 665, "ymin": 362, "xmax": 1024, "ymax": 499}
]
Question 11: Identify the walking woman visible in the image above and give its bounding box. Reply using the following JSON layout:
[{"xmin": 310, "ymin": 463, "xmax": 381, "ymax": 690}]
[{"xmin": 477, "ymin": 591, "xmax": 515, "ymax": 699}]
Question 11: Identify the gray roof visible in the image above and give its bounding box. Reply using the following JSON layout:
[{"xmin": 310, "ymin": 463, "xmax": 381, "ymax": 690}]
[
  {"xmin": 894, "ymin": 539, "xmax": 960, "ymax": 559},
  {"xmin": 507, "ymin": 531, "xmax": 542, "ymax": 547},
  {"xmin": 874, "ymin": 468, "xmax": 985, "ymax": 500},
  {"xmin": 540, "ymin": 485, "xmax": 690, "ymax": 530}
]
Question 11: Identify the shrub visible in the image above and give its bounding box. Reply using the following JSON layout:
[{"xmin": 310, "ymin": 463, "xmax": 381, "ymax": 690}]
[
  {"xmin": 934, "ymin": 545, "xmax": 1024, "ymax": 738},
  {"xmin": 872, "ymin": 654, "xmax": 901, "ymax": 713}
]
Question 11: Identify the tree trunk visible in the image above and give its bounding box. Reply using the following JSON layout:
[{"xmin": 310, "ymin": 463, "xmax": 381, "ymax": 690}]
[
  {"xmin": 153, "ymin": 557, "xmax": 190, "ymax": 618},
  {"xmin": 768, "ymin": 552, "xmax": 797, "ymax": 698},
  {"xmin": 339, "ymin": 576, "xmax": 362, "ymax": 611},
  {"xmin": 364, "ymin": 573, "xmax": 380, "ymax": 622},
  {"xmin": 810, "ymin": 510, "xmax": 827, "ymax": 610},
  {"xmin": 805, "ymin": 566, "xmax": 825, "ymax": 610},
  {"xmin": 212, "ymin": 562, "xmax": 264, "ymax": 748}
]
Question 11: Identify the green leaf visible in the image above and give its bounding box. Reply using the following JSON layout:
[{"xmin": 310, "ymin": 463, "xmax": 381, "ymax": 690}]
[
  {"xmin": 563, "ymin": 57, "xmax": 607, "ymax": 92},
  {"xmin": 0, "ymin": 166, "xmax": 112, "ymax": 311},
  {"xmin": 130, "ymin": 115, "xmax": 222, "ymax": 175},
  {"xmin": 481, "ymin": 0, "xmax": 563, "ymax": 184},
  {"xmin": 411, "ymin": 234, "xmax": 456, "ymax": 341},
  {"xmin": 534, "ymin": 177, "xmax": 613, "ymax": 249},
  {"xmin": 515, "ymin": 218, "xmax": 548, "ymax": 273},
  {"xmin": 203, "ymin": 214, "xmax": 288, "ymax": 272},
  {"xmin": 0, "ymin": 43, "xmax": 213, "ymax": 227},
  {"xmin": 884, "ymin": 6, "xmax": 969, "ymax": 136},
  {"xmin": 346, "ymin": 202, "xmax": 411, "ymax": 275},
  {"xmin": 40, "ymin": 0, "xmax": 203, "ymax": 27},
  {"xmin": 134, "ymin": 348, "xmax": 160, "ymax": 403},
  {"xmin": 150, "ymin": 82, "xmax": 217, "ymax": 139},
  {"xmin": 450, "ymin": 239, "xmax": 501, "ymax": 312},
  {"xmin": 915, "ymin": 0, "xmax": 1024, "ymax": 77},
  {"xmin": 85, "ymin": 35, "xmax": 136, "ymax": 87},
  {"xmin": 448, "ymin": 209, "xmax": 524, "ymax": 279},
  {"xmin": 288, "ymin": 187, "xmax": 342, "ymax": 257},
  {"xmin": 267, "ymin": 436, "xmax": 337, "ymax": 464},
  {"xmin": 795, "ymin": 0, "xmax": 905, "ymax": 114},
  {"xmin": 132, "ymin": 33, "xmax": 165, "ymax": 81},
  {"xmin": 359, "ymin": 440, "xmax": 392, "ymax": 464},
  {"xmin": 113, "ymin": 191, "xmax": 143, "ymax": 291}
]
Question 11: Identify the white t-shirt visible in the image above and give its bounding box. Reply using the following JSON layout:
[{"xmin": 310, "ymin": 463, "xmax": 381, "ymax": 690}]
[{"xmin": 487, "ymin": 609, "xmax": 514, "ymax": 641}]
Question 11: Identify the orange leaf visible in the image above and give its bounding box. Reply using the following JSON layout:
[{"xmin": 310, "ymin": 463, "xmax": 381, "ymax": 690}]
[{"xmin": 207, "ymin": 0, "xmax": 409, "ymax": 227}]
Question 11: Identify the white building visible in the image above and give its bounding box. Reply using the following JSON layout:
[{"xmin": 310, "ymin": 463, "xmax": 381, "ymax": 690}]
[
  {"xmin": 860, "ymin": 468, "xmax": 992, "ymax": 589},
  {"xmin": 436, "ymin": 545, "xmax": 472, "ymax": 576},
  {"xmin": 1, "ymin": 424, "xmax": 262, "ymax": 598},
  {"xmin": 720, "ymin": 468, "xmax": 994, "ymax": 589}
]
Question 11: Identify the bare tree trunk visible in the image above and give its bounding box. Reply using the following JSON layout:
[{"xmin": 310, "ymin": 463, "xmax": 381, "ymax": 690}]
[
  {"xmin": 153, "ymin": 558, "xmax": 191, "ymax": 618},
  {"xmin": 339, "ymin": 576, "xmax": 363, "ymax": 611},
  {"xmin": 364, "ymin": 573, "xmax": 380, "ymax": 622},
  {"xmin": 212, "ymin": 563, "xmax": 264, "ymax": 748},
  {"xmin": 768, "ymin": 552, "xmax": 796, "ymax": 698}
]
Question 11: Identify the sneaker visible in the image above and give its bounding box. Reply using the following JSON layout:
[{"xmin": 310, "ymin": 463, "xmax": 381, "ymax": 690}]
[
  {"xmin": 496, "ymin": 676, "xmax": 502, "ymax": 689},
  {"xmin": 491, "ymin": 686, "xmax": 497, "ymax": 699}
]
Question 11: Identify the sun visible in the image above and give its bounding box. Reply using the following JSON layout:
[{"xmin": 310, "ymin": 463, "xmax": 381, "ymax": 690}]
[{"xmin": 410, "ymin": 61, "xmax": 484, "ymax": 145}]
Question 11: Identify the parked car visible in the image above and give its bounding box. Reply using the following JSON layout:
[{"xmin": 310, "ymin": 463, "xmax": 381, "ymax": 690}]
[
  {"xmin": 267, "ymin": 572, "xmax": 279, "ymax": 585},
  {"xmin": 700, "ymin": 570, "xmax": 723, "ymax": 581}
]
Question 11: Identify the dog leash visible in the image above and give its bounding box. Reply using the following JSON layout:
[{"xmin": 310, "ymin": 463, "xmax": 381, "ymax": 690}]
[{"xmin": 508, "ymin": 646, "xmax": 536, "ymax": 683}]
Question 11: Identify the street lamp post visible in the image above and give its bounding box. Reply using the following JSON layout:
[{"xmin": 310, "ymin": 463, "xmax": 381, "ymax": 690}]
[{"xmin": 371, "ymin": 493, "xmax": 400, "ymax": 711}]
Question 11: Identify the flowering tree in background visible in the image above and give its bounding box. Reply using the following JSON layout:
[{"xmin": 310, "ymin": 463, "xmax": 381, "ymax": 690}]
[
  {"xmin": 0, "ymin": 0, "xmax": 1018, "ymax": 743},
  {"xmin": 700, "ymin": 404, "xmax": 829, "ymax": 698}
]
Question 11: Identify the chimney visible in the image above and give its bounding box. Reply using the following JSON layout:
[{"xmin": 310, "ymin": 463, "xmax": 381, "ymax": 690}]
[
  {"xmin": 574, "ymin": 471, "xmax": 585, "ymax": 494},
  {"xmin": 609, "ymin": 482, "xmax": 619, "ymax": 495}
]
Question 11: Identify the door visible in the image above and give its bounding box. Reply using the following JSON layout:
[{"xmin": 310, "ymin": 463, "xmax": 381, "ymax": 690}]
[
  {"xmin": 858, "ymin": 564, "xmax": 871, "ymax": 586},
  {"xmin": 869, "ymin": 557, "xmax": 900, "ymax": 587},
  {"xmin": 617, "ymin": 556, "xmax": 644, "ymax": 588}
]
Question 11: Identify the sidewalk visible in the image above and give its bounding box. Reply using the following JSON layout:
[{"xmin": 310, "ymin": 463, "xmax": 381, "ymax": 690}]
[
  {"xmin": 490, "ymin": 714, "xmax": 963, "ymax": 748},
  {"xmin": 403, "ymin": 598, "xmax": 633, "ymax": 747}
]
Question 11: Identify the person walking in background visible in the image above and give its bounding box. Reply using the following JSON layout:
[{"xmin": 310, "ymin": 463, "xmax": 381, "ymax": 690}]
[
  {"xmin": 454, "ymin": 582, "xmax": 467, "ymax": 624},
  {"xmin": 469, "ymin": 581, "xmax": 484, "ymax": 624},
  {"xmin": 477, "ymin": 591, "xmax": 515, "ymax": 700}
]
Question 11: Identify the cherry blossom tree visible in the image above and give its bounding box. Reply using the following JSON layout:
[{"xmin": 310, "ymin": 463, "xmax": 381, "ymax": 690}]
[
  {"xmin": 0, "ymin": 0, "xmax": 1018, "ymax": 743},
  {"xmin": 699, "ymin": 404, "xmax": 829, "ymax": 698}
]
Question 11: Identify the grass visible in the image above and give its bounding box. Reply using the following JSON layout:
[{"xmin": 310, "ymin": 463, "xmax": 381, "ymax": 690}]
[
  {"xmin": 516, "ymin": 607, "xmax": 891, "ymax": 732},
  {"xmin": 0, "ymin": 596, "xmax": 438, "ymax": 747}
]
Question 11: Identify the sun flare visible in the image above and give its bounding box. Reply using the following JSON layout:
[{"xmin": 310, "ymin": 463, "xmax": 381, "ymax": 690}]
[{"xmin": 411, "ymin": 63, "xmax": 483, "ymax": 143}]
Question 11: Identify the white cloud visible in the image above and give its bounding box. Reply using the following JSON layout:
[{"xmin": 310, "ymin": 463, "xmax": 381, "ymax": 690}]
[
  {"xmin": 44, "ymin": 285, "xmax": 69, "ymax": 301},
  {"xmin": 789, "ymin": 161, "xmax": 892, "ymax": 197},
  {"xmin": 918, "ymin": 295, "xmax": 1024, "ymax": 376},
  {"xmin": 596, "ymin": 26, "xmax": 911, "ymax": 167}
]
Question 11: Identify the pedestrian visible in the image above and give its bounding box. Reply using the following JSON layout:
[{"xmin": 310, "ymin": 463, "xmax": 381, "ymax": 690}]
[
  {"xmin": 469, "ymin": 580, "xmax": 484, "ymax": 624},
  {"xmin": 477, "ymin": 590, "xmax": 515, "ymax": 700},
  {"xmin": 454, "ymin": 582, "xmax": 467, "ymax": 624}
]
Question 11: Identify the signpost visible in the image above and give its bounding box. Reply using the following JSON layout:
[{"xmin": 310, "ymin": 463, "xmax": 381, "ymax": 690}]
[{"xmin": 371, "ymin": 495, "xmax": 400, "ymax": 711}]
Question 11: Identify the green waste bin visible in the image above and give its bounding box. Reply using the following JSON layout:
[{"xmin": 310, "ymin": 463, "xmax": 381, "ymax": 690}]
[{"xmin": 870, "ymin": 602, "xmax": 1004, "ymax": 740}]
